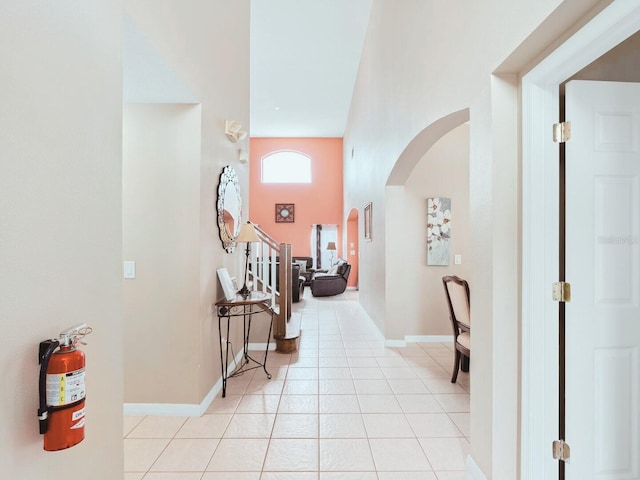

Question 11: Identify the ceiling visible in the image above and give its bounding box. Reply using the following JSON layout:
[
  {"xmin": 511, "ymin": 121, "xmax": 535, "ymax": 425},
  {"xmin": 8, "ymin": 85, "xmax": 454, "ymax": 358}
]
[{"xmin": 250, "ymin": 0, "xmax": 372, "ymax": 138}]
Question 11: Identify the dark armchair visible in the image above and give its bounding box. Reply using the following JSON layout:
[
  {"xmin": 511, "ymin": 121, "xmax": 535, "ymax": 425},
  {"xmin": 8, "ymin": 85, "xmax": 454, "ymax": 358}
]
[
  {"xmin": 311, "ymin": 263, "xmax": 351, "ymax": 297},
  {"xmin": 292, "ymin": 256, "xmax": 314, "ymax": 286},
  {"xmin": 275, "ymin": 262, "xmax": 303, "ymax": 303}
]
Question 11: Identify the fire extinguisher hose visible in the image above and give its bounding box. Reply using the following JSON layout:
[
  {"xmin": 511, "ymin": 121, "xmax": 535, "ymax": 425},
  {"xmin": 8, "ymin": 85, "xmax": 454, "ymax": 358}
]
[{"xmin": 38, "ymin": 339, "xmax": 60, "ymax": 434}]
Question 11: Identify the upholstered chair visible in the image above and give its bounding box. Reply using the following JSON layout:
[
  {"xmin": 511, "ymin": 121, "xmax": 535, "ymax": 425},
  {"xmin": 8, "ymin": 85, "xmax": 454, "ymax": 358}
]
[{"xmin": 442, "ymin": 275, "xmax": 471, "ymax": 383}]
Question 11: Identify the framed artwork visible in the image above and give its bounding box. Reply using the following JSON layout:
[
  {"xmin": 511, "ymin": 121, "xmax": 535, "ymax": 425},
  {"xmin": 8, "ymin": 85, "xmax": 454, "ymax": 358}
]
[
  {"xmin": 364, "ymin": 202, "xmax": 372, "ymax": 241},
  {"xmin": 275, "ymin": 203, "xmax": 295, "ymax": 223},
  {"xmin": 216, "ymin": 267, "xmax": 236, "ymax": 301},
  {"xmin": 427, "ymin": 197, "xmax": 452, "ymax": 265}
]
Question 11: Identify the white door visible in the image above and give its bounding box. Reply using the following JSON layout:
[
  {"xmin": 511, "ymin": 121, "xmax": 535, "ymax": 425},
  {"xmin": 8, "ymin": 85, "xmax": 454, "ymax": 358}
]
[{"xmin": 565, "ymin": 80, "xmax": 640, "ymax": 479}]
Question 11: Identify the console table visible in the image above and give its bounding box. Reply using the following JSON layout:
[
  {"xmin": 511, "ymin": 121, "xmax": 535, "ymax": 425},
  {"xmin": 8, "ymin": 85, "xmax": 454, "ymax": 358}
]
[{"xmin": 215, "ymin": 291, "xmax": 274, "ymax": 397}]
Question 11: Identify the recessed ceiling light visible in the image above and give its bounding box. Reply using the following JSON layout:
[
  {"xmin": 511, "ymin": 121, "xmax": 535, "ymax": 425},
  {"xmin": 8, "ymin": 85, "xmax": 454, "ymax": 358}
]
[{"xmin": 274, "ymin": 106, "xmax": 280, "ymax": 111}]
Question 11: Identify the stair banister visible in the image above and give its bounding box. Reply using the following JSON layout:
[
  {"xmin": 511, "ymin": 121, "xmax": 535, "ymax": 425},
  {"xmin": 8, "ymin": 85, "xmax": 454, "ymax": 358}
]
[{"xmin": 246, "ymin": 223, "xmax": 293, "ymax": 342}]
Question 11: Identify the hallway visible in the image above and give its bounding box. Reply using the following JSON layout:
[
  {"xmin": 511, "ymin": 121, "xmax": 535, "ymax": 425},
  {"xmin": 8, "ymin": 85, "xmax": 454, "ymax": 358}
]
[{"xmin": 123, "ymin": 290, "xmax": 470, "ymax": 479}]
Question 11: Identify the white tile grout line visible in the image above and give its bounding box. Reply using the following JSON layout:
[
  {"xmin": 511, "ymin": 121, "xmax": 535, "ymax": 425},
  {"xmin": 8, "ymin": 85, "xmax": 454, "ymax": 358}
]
[{"xmin": 124, "ymin": 293, "xmax": 470, "ymax": 476}]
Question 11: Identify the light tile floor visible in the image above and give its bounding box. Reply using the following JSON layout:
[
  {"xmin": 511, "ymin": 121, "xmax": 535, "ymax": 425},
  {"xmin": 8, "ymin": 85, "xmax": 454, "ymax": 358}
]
[{"xmin": 124, "ymin": 290, "xmax": 470, "ymax": 480}]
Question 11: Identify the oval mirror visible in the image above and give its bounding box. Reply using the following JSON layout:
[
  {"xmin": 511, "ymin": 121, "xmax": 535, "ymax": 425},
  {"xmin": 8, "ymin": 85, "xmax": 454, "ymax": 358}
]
[{"xmin": 216, "ymin": 165, "xmax": 242, "ymax": 252}]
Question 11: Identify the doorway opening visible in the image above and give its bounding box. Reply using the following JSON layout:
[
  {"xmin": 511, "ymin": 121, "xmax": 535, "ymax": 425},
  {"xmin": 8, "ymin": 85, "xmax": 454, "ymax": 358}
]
[
  {"xmin": 521, "ymin": 3, "xmax": 640, "ymax": 478},
  {"xmin": 347, "ymin": 208, "xmax": 359, "ymax": 289},
  {"xmin": 384, "ymin": 108, "xmax": 470, "ymax": 344}
]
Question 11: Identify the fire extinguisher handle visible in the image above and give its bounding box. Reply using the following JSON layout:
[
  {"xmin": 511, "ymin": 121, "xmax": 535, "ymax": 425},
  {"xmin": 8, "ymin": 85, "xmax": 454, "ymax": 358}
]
[
  {"xmin": 39, "ymin": 340, "xmax": 58, "ymax": 365},
  {"xmin": 38, "ymin": 339, "xmax": 60, "ymax": 435},
  {"xmin": 59, "ymin": 324, "xmax": 90, "ymax": 347}
]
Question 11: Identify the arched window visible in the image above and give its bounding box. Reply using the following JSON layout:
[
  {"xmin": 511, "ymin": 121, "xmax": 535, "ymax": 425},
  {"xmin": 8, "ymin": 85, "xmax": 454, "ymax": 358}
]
[{"xmin": 261, "ymin": 151, "xmax": 312, "ymax": 183}]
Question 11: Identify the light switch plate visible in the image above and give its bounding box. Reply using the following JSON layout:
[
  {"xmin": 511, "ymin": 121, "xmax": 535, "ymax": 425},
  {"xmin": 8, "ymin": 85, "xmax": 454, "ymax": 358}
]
[
  {"xmin": 454, "ymin": 254, "xmax": 462, "ymax": 265},
  {"xmin": 123, "ymin": 261, "xmax": 136, "ymax": 279}
]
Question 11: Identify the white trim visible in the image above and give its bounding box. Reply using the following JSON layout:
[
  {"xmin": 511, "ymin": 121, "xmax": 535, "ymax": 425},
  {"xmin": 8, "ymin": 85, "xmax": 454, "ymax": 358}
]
[
  {"xmin": 247, "ymin": 342, "xmax": 277, "ymax": 351},
  {"xmin": 384, "ymin": 335, "xmax": 454, "ymax": 348},
  {"xmin": 467, "ymin": 454, "xmax": 488, "ymax": 480},
  {"xmin": 123, "ymin": 349, "xmax": 244, "ymax": 417},
  {"xmin": 405, "ymin": 335, "xmax": 453, "ymax": 343},
  {"xmin": 521, "ymin": 2, "xmax": 640, "ymax": 479},
  {"xmin": 521, "ymin": 73, "xmax": 560, "ymax": 480},
  {"xmin": 524, "ymin": 0, "xmax": 640, "ymax": 86},
  {"xmin": 123, "ymin": 402, "xmax": 201, "ymax": 417}
]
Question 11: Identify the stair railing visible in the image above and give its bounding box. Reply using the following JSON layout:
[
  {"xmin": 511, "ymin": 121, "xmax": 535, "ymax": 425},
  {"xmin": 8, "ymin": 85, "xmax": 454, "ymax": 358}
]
[{"xmin": 247, "ymin": 223, "xmax": 292, "ymax": 339}]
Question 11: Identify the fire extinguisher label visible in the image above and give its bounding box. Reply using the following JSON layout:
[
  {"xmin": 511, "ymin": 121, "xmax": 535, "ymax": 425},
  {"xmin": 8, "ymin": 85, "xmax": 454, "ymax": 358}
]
[
  {"xmin": 72, "ymin": 407, "xmax": 85, "ymax": 422},
  {"xmin": 46, "ymin": 368, "xmax": 86, "ymax": 406},
  {"xmin": 70, "ymin": 418, "xmax": 85, "ymax": 430}
]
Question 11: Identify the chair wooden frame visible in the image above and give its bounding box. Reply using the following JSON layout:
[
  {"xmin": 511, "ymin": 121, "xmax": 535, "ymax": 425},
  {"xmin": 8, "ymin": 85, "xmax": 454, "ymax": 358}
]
[{"xmin": 442, "ymin": 275, "xmax": 471, "ymax": 383}]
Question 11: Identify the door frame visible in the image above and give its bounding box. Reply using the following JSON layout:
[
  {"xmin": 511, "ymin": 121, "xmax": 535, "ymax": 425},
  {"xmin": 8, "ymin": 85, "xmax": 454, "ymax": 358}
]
[{"xmin": 521, "ymin": 2, "xmax": 640, "ymax": 479}]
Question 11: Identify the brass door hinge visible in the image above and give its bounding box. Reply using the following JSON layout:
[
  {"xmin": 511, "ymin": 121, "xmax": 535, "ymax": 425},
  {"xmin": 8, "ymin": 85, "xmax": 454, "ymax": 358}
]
[
  {"xmin": 552, "ymin": 439, "xmax": 571, "ymax": 462},
  {"xmin": 553, "ymin": 121, "xmax": 571, "ymax": 143},
  {"xmin": 552, "ymin": 282, "xmax": 571, "ymax": 302}
]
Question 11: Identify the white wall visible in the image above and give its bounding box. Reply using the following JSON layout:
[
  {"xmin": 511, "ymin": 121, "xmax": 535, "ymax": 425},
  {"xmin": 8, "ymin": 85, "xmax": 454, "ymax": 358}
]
[
  {"xmin": 123, "ymin": 104, "xmax": 202, "ymax": 404},
  {"xmin": 344, "ymin": 0, "xmax": 606, "ymax": 477},
  {"xmin": 124, "ymin": 0, "xmax": 251, "ymax": 408},
  {"xmin": 0, "ymin": 1, "xmax": 123, "ymax": 478},
  {"xmin": 384, "ymin": 123, "xmax": 472, "ymax": 342},
  {"xmin": 404, "ymin": 123, "xmax": 471, "ymax": 338}
]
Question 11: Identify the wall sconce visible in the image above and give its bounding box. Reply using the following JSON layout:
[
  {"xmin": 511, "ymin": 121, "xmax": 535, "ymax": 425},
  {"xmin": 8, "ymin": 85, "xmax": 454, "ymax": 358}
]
[
  {"xmin": 238, "ymin": 148, "xmax": 248, "ymax": 163},
  {"xmin": 225, "ymin": 120, "xmax": 247, "ymax": 143}
]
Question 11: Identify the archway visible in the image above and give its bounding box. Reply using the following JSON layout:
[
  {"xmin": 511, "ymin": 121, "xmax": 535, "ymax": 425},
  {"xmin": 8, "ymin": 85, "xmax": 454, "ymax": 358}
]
[
  {"xmin": 386, "ymin": 108, "xmax": 470, "ymax": 186},
  {"xmin": 383, "ymin": 109, "xmax": 471, "ymax": 343},
  {"xmin": 346, "ymin": 208, "xmax": 359, "ymax": 288}
]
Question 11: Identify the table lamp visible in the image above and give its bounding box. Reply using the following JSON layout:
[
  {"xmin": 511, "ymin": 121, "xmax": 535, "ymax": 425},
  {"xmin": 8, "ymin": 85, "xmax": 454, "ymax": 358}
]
[
  {"xmin": 327, "ymin": 241, "xmax": 337, "ymax": 266},
  {"xmin": 236, "ymin": 222, "xmax": 260, "ymax": 297}
]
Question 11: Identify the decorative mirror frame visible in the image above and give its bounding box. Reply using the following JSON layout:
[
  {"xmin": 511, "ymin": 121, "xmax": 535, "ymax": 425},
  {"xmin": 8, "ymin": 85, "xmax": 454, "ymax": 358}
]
[
  {"xmin": 216, "ymin": 165, "xmax": 243, "ymax": 253},
  {"xmin": 275, "ymin": 203, "xmax": 295, "ymax": 223}
]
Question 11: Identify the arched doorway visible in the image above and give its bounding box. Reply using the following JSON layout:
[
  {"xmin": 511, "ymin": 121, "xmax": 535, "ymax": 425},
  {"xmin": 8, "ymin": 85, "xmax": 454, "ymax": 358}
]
[
  {"xmin": 384, "ymin": 108, "xmax": 470, "ymax": 343},
  {"xmin": 346, "ymin": 208, "xmax": 359, "ymax": 289}
]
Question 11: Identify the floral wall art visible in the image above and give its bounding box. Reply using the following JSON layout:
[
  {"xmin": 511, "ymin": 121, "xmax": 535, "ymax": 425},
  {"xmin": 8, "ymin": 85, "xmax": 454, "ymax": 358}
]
[{"xmin": 427, "ymin": 197, "xmax": 451, "ymax": 265}]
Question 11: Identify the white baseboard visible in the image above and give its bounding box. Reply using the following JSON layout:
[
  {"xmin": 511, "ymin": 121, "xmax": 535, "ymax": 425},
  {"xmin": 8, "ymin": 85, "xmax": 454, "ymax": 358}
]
[
  {"xmin": 123, "ymin": 349, "xmax": 244, "ymax": 417},
  {"xmin": 405, "ymin": 335, "xmax": 453, "ymax": 343},
  {"xmin": 248, "ymin": 342, "xmax": 277, "ymax": 351},
  {"xmin": 385, "ymin": 335, "xmax": 454, "ymax": 348},
  {"xmin": 123, "ymin": 398, "xmax": 206, "ymax": 417},
  {"xmin": 466, "ymin": 454, "xmax": 488, "ymax": 480}
]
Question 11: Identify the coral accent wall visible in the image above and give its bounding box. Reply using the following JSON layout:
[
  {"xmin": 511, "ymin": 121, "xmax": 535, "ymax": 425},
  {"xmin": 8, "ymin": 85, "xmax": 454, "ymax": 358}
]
[
  {"xmin": 249, "ymin": 138, "xmax": 343, "ymax": 258},
  {"xmin": 346, "ymin": 208, "xmax": 359, "ymax": 288}
]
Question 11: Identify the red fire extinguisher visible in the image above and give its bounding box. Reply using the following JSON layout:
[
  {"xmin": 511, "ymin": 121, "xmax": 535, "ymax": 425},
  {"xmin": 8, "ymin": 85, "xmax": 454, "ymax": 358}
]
[{"xmin": 38, "ymin": 324, "xmax": 92, "ymax": 451}]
